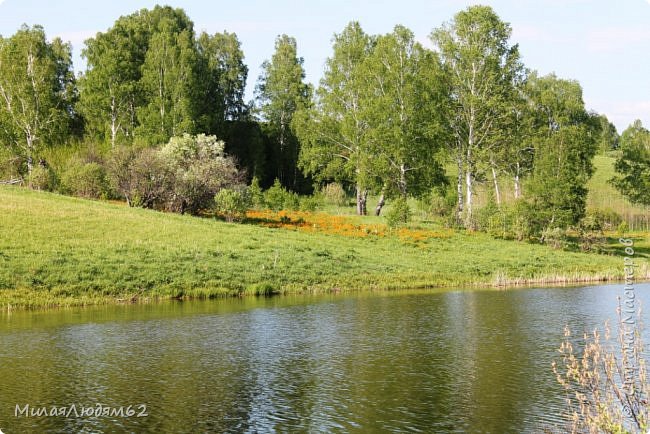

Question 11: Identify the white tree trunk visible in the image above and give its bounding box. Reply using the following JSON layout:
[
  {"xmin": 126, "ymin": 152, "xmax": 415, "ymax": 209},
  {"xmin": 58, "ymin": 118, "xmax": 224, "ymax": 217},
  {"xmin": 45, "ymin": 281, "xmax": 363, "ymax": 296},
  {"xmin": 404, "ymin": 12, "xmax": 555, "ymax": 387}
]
[
  {"xmin": 514, "ymin": 162, "xmax": 521, "ymax": 199},
  {"xmin": 491, "ymin": 163, "xmax": 501, "ymax": 206}
]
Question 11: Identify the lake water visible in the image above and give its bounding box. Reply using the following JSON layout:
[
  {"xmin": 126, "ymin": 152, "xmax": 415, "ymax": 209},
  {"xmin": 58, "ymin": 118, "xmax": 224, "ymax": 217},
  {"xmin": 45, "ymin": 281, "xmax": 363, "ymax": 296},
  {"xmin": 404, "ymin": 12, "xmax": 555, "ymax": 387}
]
[{"xmin": 1, "ymin": 283, "xmax": 648, "ymax": 433}]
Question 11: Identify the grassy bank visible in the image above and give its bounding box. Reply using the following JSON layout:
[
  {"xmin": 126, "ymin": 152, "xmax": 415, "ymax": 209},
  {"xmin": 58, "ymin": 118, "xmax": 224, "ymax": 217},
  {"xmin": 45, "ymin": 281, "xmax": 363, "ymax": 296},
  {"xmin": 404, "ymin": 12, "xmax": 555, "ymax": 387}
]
[{"xmin": 0, "ymin": 186, "xmax": 648, "ymax": 309}]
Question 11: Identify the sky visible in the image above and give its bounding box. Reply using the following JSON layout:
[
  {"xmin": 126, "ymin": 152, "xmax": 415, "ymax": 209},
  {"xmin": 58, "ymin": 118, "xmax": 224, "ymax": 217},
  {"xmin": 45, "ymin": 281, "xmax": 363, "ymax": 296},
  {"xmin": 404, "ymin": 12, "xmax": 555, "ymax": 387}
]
[{"xmin": 0, "ymin": 0, "xmax": 648, "ymax": 132}]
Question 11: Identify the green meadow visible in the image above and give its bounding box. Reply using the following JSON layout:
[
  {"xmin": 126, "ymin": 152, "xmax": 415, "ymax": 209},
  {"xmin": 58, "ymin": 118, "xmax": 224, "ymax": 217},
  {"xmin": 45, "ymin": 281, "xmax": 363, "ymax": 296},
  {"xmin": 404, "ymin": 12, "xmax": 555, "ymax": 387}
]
[{"xmin": 1, "ymin": 185, "xmax": 648, "ymax": 309}]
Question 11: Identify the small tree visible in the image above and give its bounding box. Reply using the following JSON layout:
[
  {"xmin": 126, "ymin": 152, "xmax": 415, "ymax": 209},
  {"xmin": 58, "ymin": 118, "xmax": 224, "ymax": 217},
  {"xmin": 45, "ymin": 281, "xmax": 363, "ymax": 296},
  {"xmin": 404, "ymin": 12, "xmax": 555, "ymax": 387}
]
[
  {"xmin": 610, "ymin": 120, "xmax": 650, "ymax": 206},
  {"xmin": 214, "ymin": 187, "xmax": 250, "ymax": 222},
  {"xmin": 248, "ymin": 176, "xmax": 265, "ymax": 209},
  {"xmin": 264, "ymin": 178, "xmax": 299, "ymax": 211},
  {"xmin": 385, "ymin": 197, "xmax": 411, "ymax": 228}
]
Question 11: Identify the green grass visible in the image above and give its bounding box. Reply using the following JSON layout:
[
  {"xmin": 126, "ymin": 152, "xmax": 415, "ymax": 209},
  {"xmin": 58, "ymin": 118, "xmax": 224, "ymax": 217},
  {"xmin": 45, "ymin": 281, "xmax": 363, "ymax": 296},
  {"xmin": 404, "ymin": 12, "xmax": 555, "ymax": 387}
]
[{"xmin": 1, "ymin": 185, "xmax": 648, "ymax": 309}]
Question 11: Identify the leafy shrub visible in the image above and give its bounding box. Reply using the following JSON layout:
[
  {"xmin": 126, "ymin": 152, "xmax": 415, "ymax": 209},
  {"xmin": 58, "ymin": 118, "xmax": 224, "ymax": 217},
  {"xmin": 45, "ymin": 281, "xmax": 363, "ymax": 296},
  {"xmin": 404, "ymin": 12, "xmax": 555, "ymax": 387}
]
[
  {"xmin": 27, "ymin": 165, "xmax": 57, "ymax": 191},
  {"xmin": 578, "ymin": 213, "xmax": 607, "ymax": 253},
  {"xmin": 126, "ymin": 148, "xmax": 173, "ymax": 209},
  {"xmin": 160, "ymin": 134, "xmax": 242, "ymax": 214},
  {"xmin": 322, "ymin": 182, "xmax": 347, "ymax": 206},
  {"xmin": 214, "ymin": 187, "xmax": 251, "ymax": 222},
  {"xmin": 476, "ymin": 201, "xmax": 500, "ymax": 233},
  {"xmin": 578, "ymin": 230, "xmax": 607, "ymax": 253},
  {"xmin": 585, "ymin": 208, "xmax": 622, "ymax": 231},
  {"xmin": 60, "ymin": 160, "xmax": 110, "ymax": 198},
  {"xmin": 0, "ymin": 147, "xmax": 25, "ymax": 181},
  {"xmin": 617, "ymin": 221, "xmax": 630, "ymax": 236},
  {"xmin": 541, "ymin": 227, "xmax": 569, "ymax": 250},
  {"xmin": 386, "ymin": 197, "xmax": 411, "ymax": 227},
  {"xmin": 248, "ymin": 176, "xmax": 265, "ymax": 209},
  {"xmin": 264, "ymin": 179, "xmax": 299, "ymax": 211},
  {"xmin": 299, "ymin": 194, "xmax": 322, "ymax": 212},
  {"xmin": 106, "ymin": 135, "xmax": 243, "ymax": 213},
  {"xmin": 106, "ymin": 146, "xmax": 138, "ymax": 205},
  {"xmin": 421, "ymin": 185, "xmax": 457, "ymax": 218}
]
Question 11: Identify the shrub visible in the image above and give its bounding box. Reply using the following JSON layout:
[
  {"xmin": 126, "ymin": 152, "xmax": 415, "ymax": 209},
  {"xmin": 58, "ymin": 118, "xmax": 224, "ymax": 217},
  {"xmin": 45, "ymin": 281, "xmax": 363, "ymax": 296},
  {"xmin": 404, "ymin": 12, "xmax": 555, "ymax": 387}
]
[
  {"xmin": 60, "ymin": 159, "xmax": 110, "ymax": 199},
  {"xmin": 106, "ymin": 146, "xmax": 138, "ymax": 205},
  {"xmin": 127, "ymin": 149, "xmax": 173, "ymax": 209},
  {"xmin": 264, "ymin": 179, "xmax": 299, "ymax": 211},
  {"xmin": 386, "ymin": 197, "xmax": 411, "ymax": 228},
  {"xmin": 0, "ymin": 147, "xmax": 25, "ymax": 181},
  {"xmin": 541, "ymin": 227, "xmax": 569, "ymax": 250},
  {"xmin": 322, "ymin": 182, "xmax": 347, "ymax": 206},
  {"xmin": 27, "ymin": 165, "xmax": 57, "ymax": 191},
  {"xmin": 160, "ymin": 134, "xmax": 242, "ymax": 215},
  {"xmin": 299, "ymin": 194, "xmax": 322, "ymax": 212},
  {"xmin": 248, "ymin": 176, "xmax": 265, "ymax": 209},
  {"xmin": 421, "ymin": 185, "xmax": 457, "ymax": 218},
  {"xmin": 214, "ymin": 187, "xmax": 251, "ymax": 222}
]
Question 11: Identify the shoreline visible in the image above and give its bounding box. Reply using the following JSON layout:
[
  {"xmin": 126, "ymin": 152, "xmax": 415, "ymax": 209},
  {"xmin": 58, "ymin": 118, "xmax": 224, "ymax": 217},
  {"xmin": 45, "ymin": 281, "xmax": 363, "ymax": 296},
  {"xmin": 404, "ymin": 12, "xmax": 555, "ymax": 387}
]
[{"xmin": 3, "ymin": 274, "xmax": 650, "ymax": 312}]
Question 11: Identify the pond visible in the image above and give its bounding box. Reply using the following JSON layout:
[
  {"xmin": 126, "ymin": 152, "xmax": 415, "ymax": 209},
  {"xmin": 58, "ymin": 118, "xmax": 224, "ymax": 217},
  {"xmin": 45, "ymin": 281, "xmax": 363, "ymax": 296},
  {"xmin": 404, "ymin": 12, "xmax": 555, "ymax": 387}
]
[{"xmin": 1, "ymin": 283, "xmax": 648, "ymax": 433}]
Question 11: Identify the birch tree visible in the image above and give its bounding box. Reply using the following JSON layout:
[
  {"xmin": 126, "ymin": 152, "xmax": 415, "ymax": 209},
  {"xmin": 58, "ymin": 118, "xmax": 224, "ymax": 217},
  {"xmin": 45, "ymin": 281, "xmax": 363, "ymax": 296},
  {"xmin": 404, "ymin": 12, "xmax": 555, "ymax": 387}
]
[
  {"xmin": 431, "ymin": 5, "xmax": 523, "ymax": 226},
  {"xmin": 0, "ymin": 25, "xmax": 76, "ymax": 173},
  {"xmin": 293, "ymin": 22, "xmax": 375, "ymax": 214},
  {"xmin": 359, "ymin": 26, "xmax": 450, "ymax": 214}
]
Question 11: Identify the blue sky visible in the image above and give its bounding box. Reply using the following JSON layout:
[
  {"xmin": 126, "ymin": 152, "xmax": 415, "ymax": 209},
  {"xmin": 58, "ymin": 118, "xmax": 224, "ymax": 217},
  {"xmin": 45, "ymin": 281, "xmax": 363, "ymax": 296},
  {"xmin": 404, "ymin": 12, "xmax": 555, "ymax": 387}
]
[{"xmin": 0, "ymin": 0, "xmax": 648, "ymax": 132}]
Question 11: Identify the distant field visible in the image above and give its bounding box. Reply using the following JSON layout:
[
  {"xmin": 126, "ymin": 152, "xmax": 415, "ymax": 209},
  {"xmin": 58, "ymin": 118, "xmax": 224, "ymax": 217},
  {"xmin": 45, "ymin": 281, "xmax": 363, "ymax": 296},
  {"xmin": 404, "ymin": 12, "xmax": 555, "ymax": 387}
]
[
  {"xmin": 1, "ymin": 186, "xmax": 648, "ymax": 309},
  {"xmin": 586, "ymin": 154, "xmax": 650, "ymax": 231}
]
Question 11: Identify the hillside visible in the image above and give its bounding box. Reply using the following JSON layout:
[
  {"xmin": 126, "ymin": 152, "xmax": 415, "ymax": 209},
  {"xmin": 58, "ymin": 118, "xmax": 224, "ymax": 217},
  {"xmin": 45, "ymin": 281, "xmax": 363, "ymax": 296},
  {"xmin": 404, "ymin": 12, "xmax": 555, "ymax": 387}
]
[
  {"xmin": 586, "ymin": 155, "xmax": 650, "ymax": 231},
  {"xmin": 0, "ymin": 186, "xmax": 648, "ymax": 309}
]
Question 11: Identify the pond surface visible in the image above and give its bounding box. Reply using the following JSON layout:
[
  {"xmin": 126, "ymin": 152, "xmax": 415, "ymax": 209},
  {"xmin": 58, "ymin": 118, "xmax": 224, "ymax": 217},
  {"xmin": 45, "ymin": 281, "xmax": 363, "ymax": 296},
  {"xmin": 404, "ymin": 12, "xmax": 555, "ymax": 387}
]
[{"xmin": 1, "ymin": 283, "xmax": 648, "ymax": 433}]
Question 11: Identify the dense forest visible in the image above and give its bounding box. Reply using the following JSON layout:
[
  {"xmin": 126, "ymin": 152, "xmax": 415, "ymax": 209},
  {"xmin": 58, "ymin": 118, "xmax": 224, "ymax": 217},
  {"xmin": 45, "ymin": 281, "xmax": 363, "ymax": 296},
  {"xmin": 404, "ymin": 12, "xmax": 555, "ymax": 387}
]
[{"xmin": 0, "ymin": 5, "xmax": 648, "ymax": 240}]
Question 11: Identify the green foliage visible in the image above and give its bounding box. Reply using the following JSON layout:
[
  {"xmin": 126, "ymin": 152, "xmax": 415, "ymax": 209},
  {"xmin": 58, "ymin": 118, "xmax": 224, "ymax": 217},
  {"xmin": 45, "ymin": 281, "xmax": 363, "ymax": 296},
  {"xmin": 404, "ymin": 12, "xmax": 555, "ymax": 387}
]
[
  {"xmin": 124, "ymin": 148, "xmax": 173, "ymax": 209},
  {"xmin": 248, "ymin": 176, "xmax": 265, "ymax": 209},
  {"xmin": 60, "ymin": 159, "xmax": 110, "ymax": 199},
  {"xmin": 431, "ymin": 5, "xmax": 524, "ymax": 226},
  {"xmin": 577, "ymin": 212, "xmax": 607, "ymax": 253},
  {"xmin": 610, "ymin": 120, "xmax": 650, "ymax": 206},
  {"xmin": 524, "ymin": 74, "xmax": 599, "ymax": 236},
  {"xmin": 540, "ymin": 227, "xmax": 569, "ymax": 250},
  {"xmin": 421, "ymin": 185, "xmax": 457, "ymax": 218},
  {"xmin": 263, "ymin": 179, "xmax": 299, "ymax": 211},
  {"xmin": 299, "ymin": 195, "xmax": 322, "ymax": 212},
  {"xmin": 80, "ymin": 6, "xmax": 248, "ymax": 147},
  {"xmin": 596, "ymin": 114, "xmax": 619, "ymax": 152},
  {"xmin": 385, "ymin": 197, "xmax": 411, "ymax": 227},
  {"xmin": 214, "ymin": 187, "xmax": 251, "ymax": 222},
  {"xmin": 106, "ymin": 146, "xmax": 139, "ymax": 205},
  {"xmin": 27, "ymin": 165, "xmax": 57, "ymax": 192},
  {"xmin": 0, "ymin": 147, "xmax": 25, "ymax": 180},
  {"xmin": 0, "ymin": 25, "xmax": 77, "ymax": 171},
  {"xmin": 159, "ymin": 134, "xmax": 242, "ymax": 214},
  {"xmin": 136, "ymin": 12, "xmax": 198, "ymax": 144},
  {"xmin": 255, "ymin": 34, "xmax": 311, "ymax": 191},
  {"xmin": 322, "ymin": 182, "xmax": 347, "ymax": 206},
  {"xmin": 293, "ymin": 22, "xmax": 374, "ymax": 214},
  {"xmin": 196, "ymin": 31, "xmax": 248, "ymax": 130},
  {"xmin": 473, "ymin": 200, "xmax": 532, "ymax": 241},
  {"xmin": 359, "ymin": 25, "xmax": 449, "ymax": 198},
  {"xmin": 78, "ymin": 10, "xmax": 149, "ymax": 146},
  {"xmin": 584, "ymin": 208, "xmax": 622, "ymax": 231}
]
